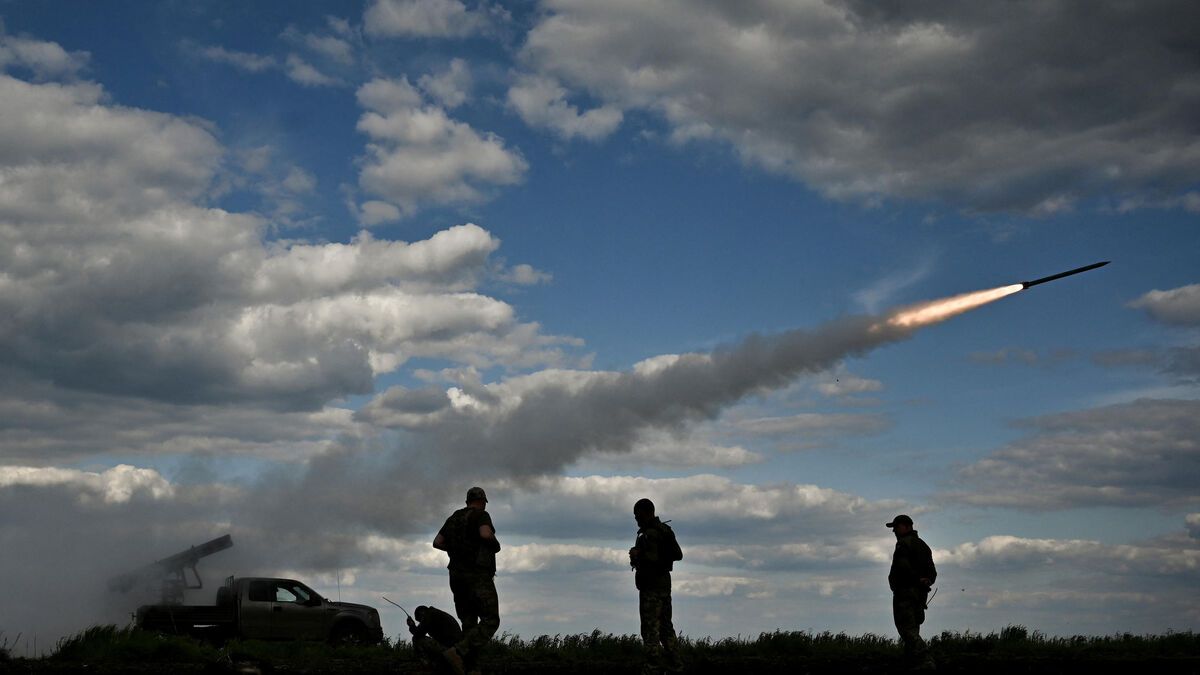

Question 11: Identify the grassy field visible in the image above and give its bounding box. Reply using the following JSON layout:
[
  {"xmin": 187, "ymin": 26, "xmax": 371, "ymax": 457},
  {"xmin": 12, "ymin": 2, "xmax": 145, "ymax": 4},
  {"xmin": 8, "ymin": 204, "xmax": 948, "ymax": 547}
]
[{"xmin": 4, "ymin": 624, "xmax": 1198, "ymax": 673}]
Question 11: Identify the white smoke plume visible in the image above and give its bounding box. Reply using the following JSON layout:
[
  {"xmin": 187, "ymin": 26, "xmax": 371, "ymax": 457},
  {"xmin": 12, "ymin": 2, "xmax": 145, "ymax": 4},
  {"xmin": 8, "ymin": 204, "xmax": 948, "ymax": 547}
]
[
  {"xmin": 0, "ymin": 284, "xmax": 1019, "ymax": 647},
  {"xmin": 279, "ymin": 285, "xmax": 1024, "ymax": 530}
]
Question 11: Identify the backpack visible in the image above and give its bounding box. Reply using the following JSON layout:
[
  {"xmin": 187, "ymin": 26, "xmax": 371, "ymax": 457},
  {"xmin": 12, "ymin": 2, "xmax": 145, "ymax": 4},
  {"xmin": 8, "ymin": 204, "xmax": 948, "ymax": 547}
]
[
  {"xmin": 442, "ymin": 507, "xmax": 476, "ymax": 557},
  {"xmin": 656, "ymin": 520, "xmax": 684, "ymax": 565}
]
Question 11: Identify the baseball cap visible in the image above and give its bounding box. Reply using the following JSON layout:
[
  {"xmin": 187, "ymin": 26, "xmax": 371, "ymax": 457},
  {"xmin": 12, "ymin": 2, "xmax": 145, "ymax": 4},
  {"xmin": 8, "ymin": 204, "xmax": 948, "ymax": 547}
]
[{"xmin": 886, "ymin": 514, "xmax": 913, "ymax": 528}]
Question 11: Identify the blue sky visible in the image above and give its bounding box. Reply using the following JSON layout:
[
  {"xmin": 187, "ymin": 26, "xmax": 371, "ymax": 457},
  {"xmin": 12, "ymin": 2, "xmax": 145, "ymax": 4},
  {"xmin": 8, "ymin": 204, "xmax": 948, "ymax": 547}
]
[{"xmin": 0, "ymin": 0, "xmax": 1198, "ymax": 650}]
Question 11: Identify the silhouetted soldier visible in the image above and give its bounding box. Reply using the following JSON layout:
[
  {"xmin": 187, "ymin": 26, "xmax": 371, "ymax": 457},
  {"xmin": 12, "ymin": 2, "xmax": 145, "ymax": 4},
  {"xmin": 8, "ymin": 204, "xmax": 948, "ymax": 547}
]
[
  {"xmin": 887, "ymin": 514, "xmax": 936, "ymax": 669},
  {"xmin": 434, "ymin": 486, "xmax": 501, "ymax": 675},
  {"xmin": 408, "ymin": 605, "xmax": 463, "ymax": 669},
  {"xmin": 629, "ymin": 498, "xmax": 683, "ymax": 674}
]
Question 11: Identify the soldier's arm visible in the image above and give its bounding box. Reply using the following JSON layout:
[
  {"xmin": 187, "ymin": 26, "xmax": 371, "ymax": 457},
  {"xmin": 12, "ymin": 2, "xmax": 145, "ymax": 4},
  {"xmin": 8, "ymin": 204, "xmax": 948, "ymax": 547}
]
[
  {"xmin": 479, "ymin": 524, "xmax": 501, "ymax": 552},
  {"xmin": 433, "ymin": 533, "xmax": 448, "ymax": 550},
  {"xmin": 478, "ymin": 512, "xmax": 501, "ymax": 552}
]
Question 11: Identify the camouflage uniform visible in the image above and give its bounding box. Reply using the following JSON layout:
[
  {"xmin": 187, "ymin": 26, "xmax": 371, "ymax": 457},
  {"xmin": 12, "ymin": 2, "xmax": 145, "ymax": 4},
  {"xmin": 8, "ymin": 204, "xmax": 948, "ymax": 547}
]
[
  {"xmin": 438, "ymin": 503, "xmax": 501, "ymax": 664},
  {"xmin": 633, "ymin": 517, "xmax": 681, "ymax": 673},
  {"xmin": 888, "ymin": 528, "xmax": 936, "ymax": 664}
]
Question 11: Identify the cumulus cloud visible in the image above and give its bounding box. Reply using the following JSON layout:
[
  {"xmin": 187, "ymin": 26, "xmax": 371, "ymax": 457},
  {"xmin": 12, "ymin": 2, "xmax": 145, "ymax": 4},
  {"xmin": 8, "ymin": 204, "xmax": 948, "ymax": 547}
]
[
  {"xmin": 507, "ymin": 74, "xmax": 623, "ymax": 142},
  {"xmin": 355, "ymin": 77, "xmax": 527, "ymax": 219},
  {"xmin": 0, "ymin": 464, "xmax": 175, "ymax": 503},
  {"xmin": 281, "ymin": 25, "xmax": 355, "ymax": 65},
  {"xmin": 1129, "ymin": 283, "xmax": 1200, "ymax": 326},
  {"xmin": 0, "ymin": 74, "xmax": 222, "ymax": 223},
  {"xmin": 940, "ymin": 534, "xmax": 1200, "ymax": 578},
  {"xmin": 0, "ymin": 32, "xmax": 89, "ymax": 79},
  {"xmin": 495, "ymin": 263, "xmax": 552, "ymax": 286},
  {"xmin": 285, "ymin": 53, "xmax": 339, "ymax": 87},
  {"xmin": 948, "ymin": 398, "xmax": 1200, "ymax": 509},
  {"xmin": 363, "ymin": 0, "xmax": 490, "ymax": 38},
  {"xmin": 0, "ymin": 56, "xmax": 572, "ymax": 412},
  {"xmin": 519, "ymin": 0, "xmax": 1200, "ymax": 213},
  {"xmin": 358, "ymin": 199, "xmax": 403, "ymax": 225},
  {"xmin": 497, "ymin": 474, "xmax": 903, "ymax": 541},
  {"xmin": 418, "ymin": 58, "xmax": 472, "ymax": 108}
]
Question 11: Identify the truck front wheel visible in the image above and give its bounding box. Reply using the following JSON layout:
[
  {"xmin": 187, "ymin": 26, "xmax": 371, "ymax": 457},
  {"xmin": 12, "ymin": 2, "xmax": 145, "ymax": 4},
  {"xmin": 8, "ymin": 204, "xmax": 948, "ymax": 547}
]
[{"xmin": 328, "ymin": 621, "xmax": 369, "ymax": 646}]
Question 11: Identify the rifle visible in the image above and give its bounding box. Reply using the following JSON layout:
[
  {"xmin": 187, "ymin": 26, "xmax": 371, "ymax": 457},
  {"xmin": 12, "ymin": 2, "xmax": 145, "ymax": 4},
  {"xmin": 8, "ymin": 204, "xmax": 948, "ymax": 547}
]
[{"xmin": 381, "ymin": 595, "xmax": 412, "ymax": 619}]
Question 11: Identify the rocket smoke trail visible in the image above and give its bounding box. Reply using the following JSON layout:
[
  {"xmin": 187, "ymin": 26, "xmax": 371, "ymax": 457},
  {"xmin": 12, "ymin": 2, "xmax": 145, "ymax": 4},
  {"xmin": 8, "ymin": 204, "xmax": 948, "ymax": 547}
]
[
  {"xmin": 255, "ymin": 270, "xmax": 1104, "ymax": 560},
  {"xmin": 359, "ymin": 281, "xmax": 1040, "ymax": 477},
  {"xmin": 211, "ymin": 268, "xmax": 1109, "ymax": 556}
]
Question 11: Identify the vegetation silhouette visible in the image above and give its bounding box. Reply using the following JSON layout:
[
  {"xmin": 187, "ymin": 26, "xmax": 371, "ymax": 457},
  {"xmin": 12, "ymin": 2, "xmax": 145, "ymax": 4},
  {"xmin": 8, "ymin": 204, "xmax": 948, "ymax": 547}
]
[{"xmin": 13, "ymin": 624, "xmax": 1199, "ymax": 673}]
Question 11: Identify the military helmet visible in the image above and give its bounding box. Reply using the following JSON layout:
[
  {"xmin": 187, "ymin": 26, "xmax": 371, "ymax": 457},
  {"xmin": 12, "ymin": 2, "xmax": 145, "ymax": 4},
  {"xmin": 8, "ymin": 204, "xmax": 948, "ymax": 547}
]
[
  {"xmin": 466, "ymin": 486, "xmax": 488, "ymax": 503},
  {"xmin": 633, "ymin": 498, "xmax": 655, "ymax": 515}
]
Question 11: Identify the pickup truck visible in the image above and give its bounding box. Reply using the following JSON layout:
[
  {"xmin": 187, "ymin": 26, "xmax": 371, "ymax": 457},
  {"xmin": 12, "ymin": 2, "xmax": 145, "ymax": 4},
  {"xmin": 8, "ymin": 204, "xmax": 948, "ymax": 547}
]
[{"xmin": 137, "ymin": 576, "xmax": 383, "ymax": 644}]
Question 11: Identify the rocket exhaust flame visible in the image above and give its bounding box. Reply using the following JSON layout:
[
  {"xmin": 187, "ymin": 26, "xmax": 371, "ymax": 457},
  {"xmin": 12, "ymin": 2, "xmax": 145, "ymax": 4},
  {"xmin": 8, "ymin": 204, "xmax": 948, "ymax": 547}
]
[
  {"xmin": 877, "ymin": 284, "xmax": 1025, "ymax": 330},
  {"xmin": 875, "ymin": 260, "xmax": 1107, "ymax": 331}
]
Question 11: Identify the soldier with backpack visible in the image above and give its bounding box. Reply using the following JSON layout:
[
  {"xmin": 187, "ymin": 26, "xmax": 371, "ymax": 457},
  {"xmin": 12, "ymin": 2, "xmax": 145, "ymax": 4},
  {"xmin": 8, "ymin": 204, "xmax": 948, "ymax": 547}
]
[
  {"xmin": 433, "ymin": 486, "xmax": 501, "ymax": 675},
  {"xmin": 628, "ymin": 498, "xmax": 683, "ymax": 673}
]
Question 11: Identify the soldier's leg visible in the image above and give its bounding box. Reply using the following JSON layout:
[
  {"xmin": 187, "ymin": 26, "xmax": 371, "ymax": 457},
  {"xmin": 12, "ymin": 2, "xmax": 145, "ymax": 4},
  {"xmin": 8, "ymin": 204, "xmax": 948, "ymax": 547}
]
[
  {"xmin": 455, "ymin": 573, "xmax": 500, "ymax": 662},
  {"xmin": 450, "ymin": 572, "xmax": 479, "ymax": 632},
  {"xmin": 892, "ymin": 591, "xmax": 926, "ymax": 660},
  {"xmin": 658, "ymin": 591, "xmax": 681, "ymax": 670},
  {"xmin": 640, "ymin": 590, "xmax": 665, "ymax": 673}
]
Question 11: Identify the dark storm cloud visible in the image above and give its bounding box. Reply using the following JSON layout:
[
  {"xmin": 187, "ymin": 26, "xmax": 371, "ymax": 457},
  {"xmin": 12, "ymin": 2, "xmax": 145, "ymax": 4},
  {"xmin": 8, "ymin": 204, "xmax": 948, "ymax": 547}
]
[
  {"xmin": 518, "ymin": 0, "xmax": 1200, "ymax": 213},
  {"xmin": 947, "ymin": 398, "xmax": 1200, "ymax": 509}
]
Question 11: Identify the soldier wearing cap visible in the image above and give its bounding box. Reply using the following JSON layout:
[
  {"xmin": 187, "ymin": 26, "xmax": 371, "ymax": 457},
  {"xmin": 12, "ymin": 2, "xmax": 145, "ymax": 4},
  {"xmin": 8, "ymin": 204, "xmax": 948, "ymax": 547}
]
[
  {"xmin": 629, "ymin": 498, "xmax": 683, "ymax": 674},
  {"xmin": 433, "ymin": 487, "xmax": 501, "ymax": 675},
  {"xmin": 886, "ymin": 514, "xmax": 936, "ymax": 668}
]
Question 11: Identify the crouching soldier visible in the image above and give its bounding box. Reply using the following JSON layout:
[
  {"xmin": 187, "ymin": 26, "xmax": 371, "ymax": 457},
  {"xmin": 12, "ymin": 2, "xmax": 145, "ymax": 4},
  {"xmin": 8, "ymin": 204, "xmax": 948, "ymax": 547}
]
[
  {"xmin": 887, "ymin": 514, "xmax": 936, "ymax": 669},
  {"xmin": 408, "ymin": 605, "xmax": 463, "ymax": 668},
  {"xmin": 629, "ymin": 498, "xmax": 683, "ymax": 674}
]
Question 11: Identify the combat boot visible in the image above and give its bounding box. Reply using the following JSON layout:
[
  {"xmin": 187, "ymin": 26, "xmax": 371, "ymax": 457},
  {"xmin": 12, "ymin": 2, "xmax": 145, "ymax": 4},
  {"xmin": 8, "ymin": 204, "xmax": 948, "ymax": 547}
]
[{"xmin": 442, "ymin": 646, "xmax": 466, "ymax": 675}]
